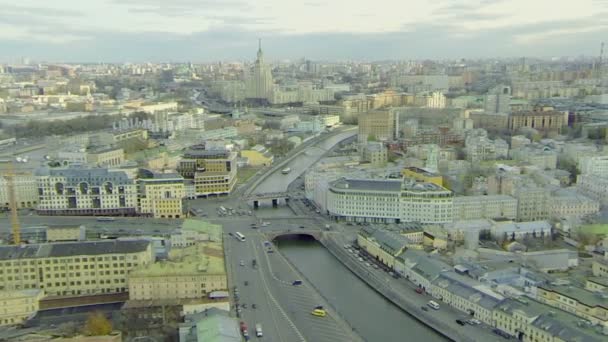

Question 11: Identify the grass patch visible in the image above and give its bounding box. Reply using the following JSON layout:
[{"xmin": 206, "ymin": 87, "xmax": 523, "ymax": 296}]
[
  {"xmin": 580, "ymin": 224, "xmax": 608, "ymax": 235},
  {"xmin": 237, "ymin": 167, "xmax": 261, "ymax": 185}
]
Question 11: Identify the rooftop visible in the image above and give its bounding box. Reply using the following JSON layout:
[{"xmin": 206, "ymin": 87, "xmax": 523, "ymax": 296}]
[
  {"xmin": 331, "ymin": 178, "xmax": 402, "ymax": 192},
  {"xmin": 181, "ymin": 219, "xmax": 223, "ymax": 242},
  {"xmin": 0, "ymin": 240, "xmax": 150, "ymax": 261},
  {"xmin": 359, "ymin": 227, "xmax": 409, "ymax": 255},
  {"xmin": 129, "ymin": 242, "xmax": 225, "ymax": 277},
  {"xmin": 540, "ymin": 283, "xmax": 608, "ymax": 309}
]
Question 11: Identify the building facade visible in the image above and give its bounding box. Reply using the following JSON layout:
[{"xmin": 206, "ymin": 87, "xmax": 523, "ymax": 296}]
[
  {"xmin": 0, "ymin": 289, "xmax": 44, "ymax": 326},
  {"xmin": 358, "ymin": 109, "xmax": 397, "ymax": 143},
  {"xmin": 36, "ymin": 167, "xmax": 138, "ymax": 216},
  {"xmin": 137, "ymin": 170, "xmax": 185, "ymax": 219},
  {"xmin": 0, "ymin": 173, "xmax": 38, "ymax": 209},
  {"xmin": 177, "ymin": 146, "xmax": 238, "ymax": 197},
  {"xmin": 0, "ymin": 240, "xmax": 153, "ymax": 297},
  {"xmin": 453, "ymin": 195, "xmax": 518, "ymax": 221}
]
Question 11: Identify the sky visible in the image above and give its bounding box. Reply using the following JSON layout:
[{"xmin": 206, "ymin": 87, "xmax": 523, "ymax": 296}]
[{"xmin": 1, "ymin": 0, "xmax": 608, "ymax": 62}]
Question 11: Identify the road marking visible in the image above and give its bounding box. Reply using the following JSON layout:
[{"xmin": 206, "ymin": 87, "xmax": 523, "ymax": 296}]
[{"xmin": 250, "ymin": 237, "xmax": 306, "ymax": 342}]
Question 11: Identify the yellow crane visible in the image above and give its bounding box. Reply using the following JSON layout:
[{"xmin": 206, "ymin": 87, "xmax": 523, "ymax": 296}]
[{"xmin": 1, "ymin": 160, "xmax": 20, "ymax": 244}]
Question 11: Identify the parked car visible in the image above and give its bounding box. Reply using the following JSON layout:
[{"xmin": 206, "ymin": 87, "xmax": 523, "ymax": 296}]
[
  {"xmin": 456, "ymin": 319, "xmax": 466, "ymax": 326},
  {"xmin": 467, "ymin": 319, "xmax": 481, "ymax": 325}
]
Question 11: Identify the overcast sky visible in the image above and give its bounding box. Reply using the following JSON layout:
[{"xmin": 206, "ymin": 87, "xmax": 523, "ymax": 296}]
[{"xmin": 1, "ymin": 0, "xmax": 607, "ymax": 62}]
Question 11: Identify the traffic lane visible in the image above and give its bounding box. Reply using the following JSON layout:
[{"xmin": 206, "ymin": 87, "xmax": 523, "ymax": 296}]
[
  {"xmin": 228, "ymin": 233, "xmax": 299, "ymax": 342},
  {"xmin": 258, "ymin": 234, "xmax": 357, "ymax": 342}
]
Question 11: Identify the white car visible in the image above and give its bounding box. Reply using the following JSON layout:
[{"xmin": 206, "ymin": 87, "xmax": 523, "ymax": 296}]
[
  {"xmin": 467, "ymin": 319, "xmax": 481, "ymax": 325},
  {"xmin": 240, "ymin": 260, "xmax": 245, "ymax": 266}
]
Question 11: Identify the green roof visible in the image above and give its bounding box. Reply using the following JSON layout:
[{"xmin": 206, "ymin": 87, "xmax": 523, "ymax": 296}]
[
  {"xmin": 130, "ymin": 242, "xmax": 225, "ymax": 277},
  {"xmin": 196, "ymin": 314, "xmax": 241, "ymax": 342},
  {"xmin": 182, "ymin": 219, "xmax": 223, "ymax": 241}
]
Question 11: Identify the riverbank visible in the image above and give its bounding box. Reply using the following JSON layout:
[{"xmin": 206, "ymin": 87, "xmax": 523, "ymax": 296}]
[{"xmin": 319, "ymin": 235, "xmax": 477, "ymax": 342}]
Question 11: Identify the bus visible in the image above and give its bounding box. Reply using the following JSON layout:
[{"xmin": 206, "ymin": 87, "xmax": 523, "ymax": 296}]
[
  {"xmin": 234, "ymin": 232, "xmax": 246, "ymax": 242},
  {"xmin": 281, "ymin": 167, "xmax": 291, "ymax": 174},
  {"xmin": 96, "ymin": 217, "xmax": 116, "ymax": 222}
]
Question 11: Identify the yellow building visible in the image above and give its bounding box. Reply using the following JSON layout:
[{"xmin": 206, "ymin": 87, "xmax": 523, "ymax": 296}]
[
  {"xmin": 586, "ymin": 277, "xmax": 608, "ymax": 293},
  {"xmin": 0, "ymin": 172, "xmax": 38, "ymax": 209},
  {"xmin": 592, "ymin": 259, "xmax": 608, "ymax": 277},
  {"xmin": 128, "ymin": 242, "xmax": 227, "ymax": 301},
  {"xmin": 357, "ymin": 109, "xmax": 396, "ymax": 143},
  {"xmin": 46, "ymin": 225, "xmax": 85, "ymax": 242},
  {"xmin": 508, "ymin": 107, "xmax": 567, "ymax": 133},
  {"xmin": 401, "ymin": 167, "xmax": 444, "ymax": 187},
  {"xmin": 0, "ymin": 289, "xmax": 44, "ymax": 326},
  {"xmin": 493, "ymin": 298, "xmax": 602, "ymax": 342},
  {"xmin": 536, "ymin": 284, "xmax": 608, "ymax": 327},
  {"xmin": 178, "ymin": 146, "xmax": 237, "ymax": 197},
  {"xmin": 137, "ymin": 170, "xmax": 185, "ymax": 219},
  {"xmin": 0, "ymin": 240, "xmax": 153, "ymax": 298},
  {"xmin": 87, "ymin": 147, "xmax": 125, "ymax": 167},
  {"xmin": 241, "ymin": 145, "xmax": 273, "ymax": 167},
  {"xmin": 112, "ymin": 128, "xmax": 148, "ymax": 143},
  {"xmin": 357, "ymin": 226, "xmax": 408, "ymax": 269}
]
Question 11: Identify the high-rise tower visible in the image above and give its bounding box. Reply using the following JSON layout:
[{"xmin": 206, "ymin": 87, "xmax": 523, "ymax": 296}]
[{"xmin": 246, "ymin": 39, "xmax": 274, "ymax": 102}]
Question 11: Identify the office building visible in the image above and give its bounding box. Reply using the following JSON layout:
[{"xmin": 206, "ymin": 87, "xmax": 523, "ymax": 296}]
[
  {"xmin": 0, "ymin": 240, "xmax": 153, "ymax": 297},
  {"xmin": 453, "ymin": 195, "xmax": 518, "ymax": 221},
  {"xmin": 177, "ymin": 145, "xmax": 238, "ymax": 197},
  {"xmin": 508, "ymin": 107, "xmax": 567, "ymax": 133},
  {"xmin": 358, "ymin": 109, "xmax": 397, "ymax": 143},
  {"xmin": 128, "ymin": 242, "xmax": 227, "ymax": 301},
  {"xmin": 536, "ymin": 284, "xmax": 608, "ymax": 327},
  {"xmin": 36, "ymin": 167, "xmax": 138, "ymax": 216},
  {"xmin": 360, "ymin": 142, "xmax": 388, "ymax": 167},
  {"xmin": 327, "ymin": 177, "xmax": 453, "ymax": 224},
  {"xmin": 0, "ymin": 289, "xmax": 44, "ymax": 326},
  {"xmin": 86, "ymin": 146, "xmax": 125, "ymax": 167},
  {"xmin": 137, "ymin": 169, "xmax": 185, "ymax": 219},
  {"xmin": 577, "ymin": 174, "xmax": 608, "ymax": 206},
  {"xmin": 579, "ymin": 155, "xmax": 608, "ymax": 176},
  {"xmin": 0, "ymin": 173, "xmax": 38, "ymax": 209}
]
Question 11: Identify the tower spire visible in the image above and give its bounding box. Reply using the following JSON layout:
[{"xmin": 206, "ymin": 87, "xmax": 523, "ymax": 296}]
[{"xmin": 258, "ymin": 38, "xmax": 262, "ymax": 52}]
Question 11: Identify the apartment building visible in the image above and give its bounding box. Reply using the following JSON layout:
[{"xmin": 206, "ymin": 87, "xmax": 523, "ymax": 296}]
[
  {"xmin": 128, "ymin": 242, "xmax": 227, "ymax": 301},
  {"xmin": 511, "ymin": 184, "xmax": 549, "ymax": 221},
  {"xmin": 536, "ymin": 284, "xmax": 608, "ymax": 327},
  {"xmin": 0, "ymin": 173, "xmax": 38, "ymax": 209},
  {"xmin": 508, "ymin": 108, "xmax": 567, "ymax": 133},
  {"xmin": 576, "ymin": 174, "xmax": 608, "ymax": 206},
  {"xmin": 0, "ymin": 240, "xmax": 153, "ymax": 297},
  {"xmin": 86, "ymin": 146, "xmax": 125, "ymax": 167},
  {"xmin": 137, "ymin": 169, "xmax": 185, "ymax": 219},
  {"xmin": 358, "ymin": 109, "xmax": 397, "ymax": 143},
  {"xmin": 326, "ymin": 177, "xmax": 453, "ymax": 224},
  {"xmin": 177, "ymin": 146, "xmax": 237, "ymax": 197},
  {"xmin": 360, "ymin": 142, "xmax": 388, "ymax": 167},
  {"xmin": 0, "ymin": 289, "xmax": 44, "ymax": 326},
  {"xmin": 36, "ymin": 167, "xmax": 138, "ymax": 216},
  {"xmin": 579, "ymin": 155, "xmax": 608, "ymax": 176},
  {"xmin": 592, "ymin": 259, "xmax": 608, "ymax": 277},
  {"xmin": 548, "ymin": 191, "xmax": 599, "ymax": 219},
  {"xmin": 357, "ymin": 226, "xmax": 409, "ymax": 269},
  {"xmin": 453, "ymin": 195, "xmax": 518, "ymax": 221}
]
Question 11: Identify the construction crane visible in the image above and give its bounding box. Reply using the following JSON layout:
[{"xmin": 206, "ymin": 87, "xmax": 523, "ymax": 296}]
[{"xmin": 1, "ymin": 160, "xmax": 21, "ymax": 244}]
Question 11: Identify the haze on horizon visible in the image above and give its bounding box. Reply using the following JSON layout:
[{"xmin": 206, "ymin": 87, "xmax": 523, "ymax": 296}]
[{"xmin": 1, "ymin": 0, "xmax": 607, "ymax": 62}]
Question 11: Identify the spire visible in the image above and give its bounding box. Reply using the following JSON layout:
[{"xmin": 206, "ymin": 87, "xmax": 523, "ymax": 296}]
[
  {"xmin": 258, "ymin": 38, "xmax": 262, "ymax": 52},
  {"xmin": 256, "ymin": 38, "xmax": 263, "ymax": 61}
]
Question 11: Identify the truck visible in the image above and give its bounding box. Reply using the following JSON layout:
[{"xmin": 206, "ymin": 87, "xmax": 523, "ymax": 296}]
[{"xmin": 255, "ymin": 323, "xmax": 263, "ymax": 337}]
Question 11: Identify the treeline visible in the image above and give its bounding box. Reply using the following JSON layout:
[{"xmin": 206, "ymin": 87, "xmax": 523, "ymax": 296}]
[{"xmin": 12, "ymin": 115, "xmax": 115, "ymax": 138}]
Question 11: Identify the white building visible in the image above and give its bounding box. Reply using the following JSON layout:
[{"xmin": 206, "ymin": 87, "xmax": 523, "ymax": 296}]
[
  {"xmin": 0, "ymin": 173, "xmax": 39, "ymax": 209},
  {"xmin": 576, "ymin": 174, "xmax": 608, "ymax": 206},
  {"xmin": 548, "ymin": 189, "xmax": 600, "ymax": 219},
  {"xmin": 453, "ymin": 195, "xmax": 518, "ymax": 221},
  {"xmin": 326, "ymin": 178, "xmax": 453, "ymax": 224},
  {"xmin": 491, "ymin": 220, "xmax": 551, "ymax": 240},
  {"xmin": 579, "ymin": 155, "xmax": 608, "ymax": 176},
  {"xmin": 424, "ymin": 91, "xmax": 447, "ymax": 109},
  {"xmin": 246, "ymin": 41, "xmax": 274, "ymax": 101}
]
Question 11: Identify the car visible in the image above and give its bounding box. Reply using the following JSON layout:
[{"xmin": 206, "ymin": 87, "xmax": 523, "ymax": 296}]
[
  {"xmin": 358, "ymin": 257, "xmax": 364, "ymax": 262},
  {"xmin": 252, "ymin": 304, "xmax": 257, "ymax": 309},
  {"xmin": 292, "ymin": 280, "xmax": 303, "ymax": 286},
  {"xmin": 492, "ymin": 328, "xmax": 512, "ymax": 339},
  {"xmin": 244, "ymin": 281, "xmax": 249, "ymax": 286},
  {"xmin": 240, "ymin": 260, "xmax": 245, "ymax": 266},
  {"xmin": 467, "ymin": 319, "xmax": 481, "ymax": 325},
  {"xmin": 456, "ymin": 319, "xmax": 466, "ymax": 326},
  {"xmin": 421, "ymin": 306, "xmax": 428, "ymax": 311},
  {"xmin": 314, "ymin": 305, "xmax": 324, "ymax": 310},
  {"xmin": 242, "ymin": 303, "xmax": 248, "ymax": 309},
  {"xmin": 415, "ymin": 287, "xmax": 424, "ymax": 294},
  {"xmin": 311, "ymin": 309, "xmax": 326, "ymax": 317},
  {"xmin": 343, "ymin": 244, "xmax": 350, "ymax": 249},
  {"xmin": 299, "ymin": 225, "xmax": 305, "ymax": 229},
  {"xmin": 365, "ymin": 262, "xmax": 371, "ymax": 267},
  {"xmin": 373, "ymin": 264, "xmax": 379, "ymax": 269}
]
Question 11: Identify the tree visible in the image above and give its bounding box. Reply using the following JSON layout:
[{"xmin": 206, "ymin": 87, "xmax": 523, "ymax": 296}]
[{"xmin": 83, "ymin": 311, "xmax": 112, "ymax": 336}]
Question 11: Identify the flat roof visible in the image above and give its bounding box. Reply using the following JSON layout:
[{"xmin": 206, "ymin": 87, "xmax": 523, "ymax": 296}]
[
  {"xmin": 129, "ymin": 242, "xmax": 225, "ymax": 277},
  {"xmin": 0, "ymin": 240, "xmax": 150, "ymax": 261},
  {"xmin": 331, "ymin": 178, "xmax": 402, "ymax": 192}
]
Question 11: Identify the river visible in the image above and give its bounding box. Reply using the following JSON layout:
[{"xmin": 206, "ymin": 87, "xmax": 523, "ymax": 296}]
[{"xmin": 276, "ymin": 236, "xmax": 446, "ymax": 342}]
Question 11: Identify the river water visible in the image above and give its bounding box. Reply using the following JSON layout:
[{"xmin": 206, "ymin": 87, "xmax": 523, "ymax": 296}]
[{"xmin": 276, "ymin": 236, "xmax": 446, "ymax": 342}]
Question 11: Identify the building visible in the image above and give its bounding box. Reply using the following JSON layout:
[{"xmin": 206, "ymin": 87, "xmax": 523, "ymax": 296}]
[
  {"xmin": 0, "ymin": 240, "xmax": 153, "ymax": 297},
  {"xmin": 465, "ymin": 130, "xmax": 509, "ymax": 162},
  {"xmin": 548, "ymin": 190, "xmax": 599, "ymax": 219},
  {"xmin": 453, "ymin": 195, "xmax": 518, "ymax": 221},
  {"xmin": 494, "ymin": 298, "xmax": 604, "ymax": 342},
  {"xmin": 579, "ymin": 155, "xmax": 608, "ymax": 176},
  {"xmin": 0, "ymin": 172, "xmax": 38, "ymax": 209},
  {"xmin": 401, "ymin": 167, "xmax": 443, "ymax": 187},
  {"xmin": 577, "ymin": 174, "xmax": 608, "ymax": 206},
  {"xmin": 46, "ymin": 225, "xmax": 86, "ymax": 242},
  {"xmin": 511, "ymin": 183, "xmax": 549, "ymax": 221},
  {"xmin": 137, "ymin": 169, "xmax": 184, "ymax": 219},
  {"xmin": 111, "ymin": 128, "xmax": 148, "ymax": 143},
  {"xmin": 245, "ymin": 40, "xmax": 274, "ymax": 102},
  {"xmin": 358, "ymin": 109, "xmax": 397, "ymax": 143},
  {"xmin": 424, "ymin": 91, "xmax": 447, "ymax": 109},
  {"xmin": 177, "ymin": 146, "xmax": 238, "ymax": 197},
  {"xmin": 170, "ymin": 219, "xmax": 223, "ymax": 248},
  {"xmin": 536, "ymin": 284, "xmax": 608, "ymax": 327},
  {"xmin": 179, "ymin": 308, "xmax": 241, "ymax": 342},
  {"xmin": 360, "ymin": 142, "xmax": 388, "ymax": 167},
  {"xmin": 484, "ymin": 85, "xmax": 511, "ymax": 114},
  {"xmin": 327, "ymin": 177, "xmax": 453, "ymax": 224},
  {"xmin": 0, "ymin": 289, "xmax": 44, "ymax": 326},
  {"xmin": 357, "ymin": 226, "xmax": 409, "ymax": 269},
  {"xmin": 86, "ymin": 147, "xmax": 125, "ymax": 167},
  {"xmin": 36, "ymin": 167, "xmax": 138, "ymax": 216},
  {"xmin": 592, "ymin": 259, "xmax": 608, "ymax": 277},
  {"xmin": 128, "ymin": 242, "xmax": 227, "ymax": 301},
  {"xmin": 508, "ymin": 108, "xmax": 567, "ymax": 133},
  {"xmin": 491, "ymin": 220, "xmax": 551, "ymax": 240},
  {"xmin": 510, "ymin": 145, "xmax": 557, "ymax": 170}
]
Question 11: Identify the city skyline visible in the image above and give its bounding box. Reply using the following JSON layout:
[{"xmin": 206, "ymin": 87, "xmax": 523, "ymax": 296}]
[{"xmin": 1, "ymin": 0, "xmax": 607, "ymax": 62}]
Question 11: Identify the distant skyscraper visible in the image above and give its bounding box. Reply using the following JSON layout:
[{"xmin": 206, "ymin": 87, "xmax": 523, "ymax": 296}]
[{"xmin": 246, "ymin": 39, "xmax": 274, "ymax": 102}]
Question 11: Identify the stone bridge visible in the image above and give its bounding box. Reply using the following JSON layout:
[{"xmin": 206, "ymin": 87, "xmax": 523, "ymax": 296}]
[
  {"xmin": 245, "ymin": 192, "xmax": 291, "ymax": 208},
  {"xmin": 265, "ymin": 229, "xmax": 324, "ymax": 241}
]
